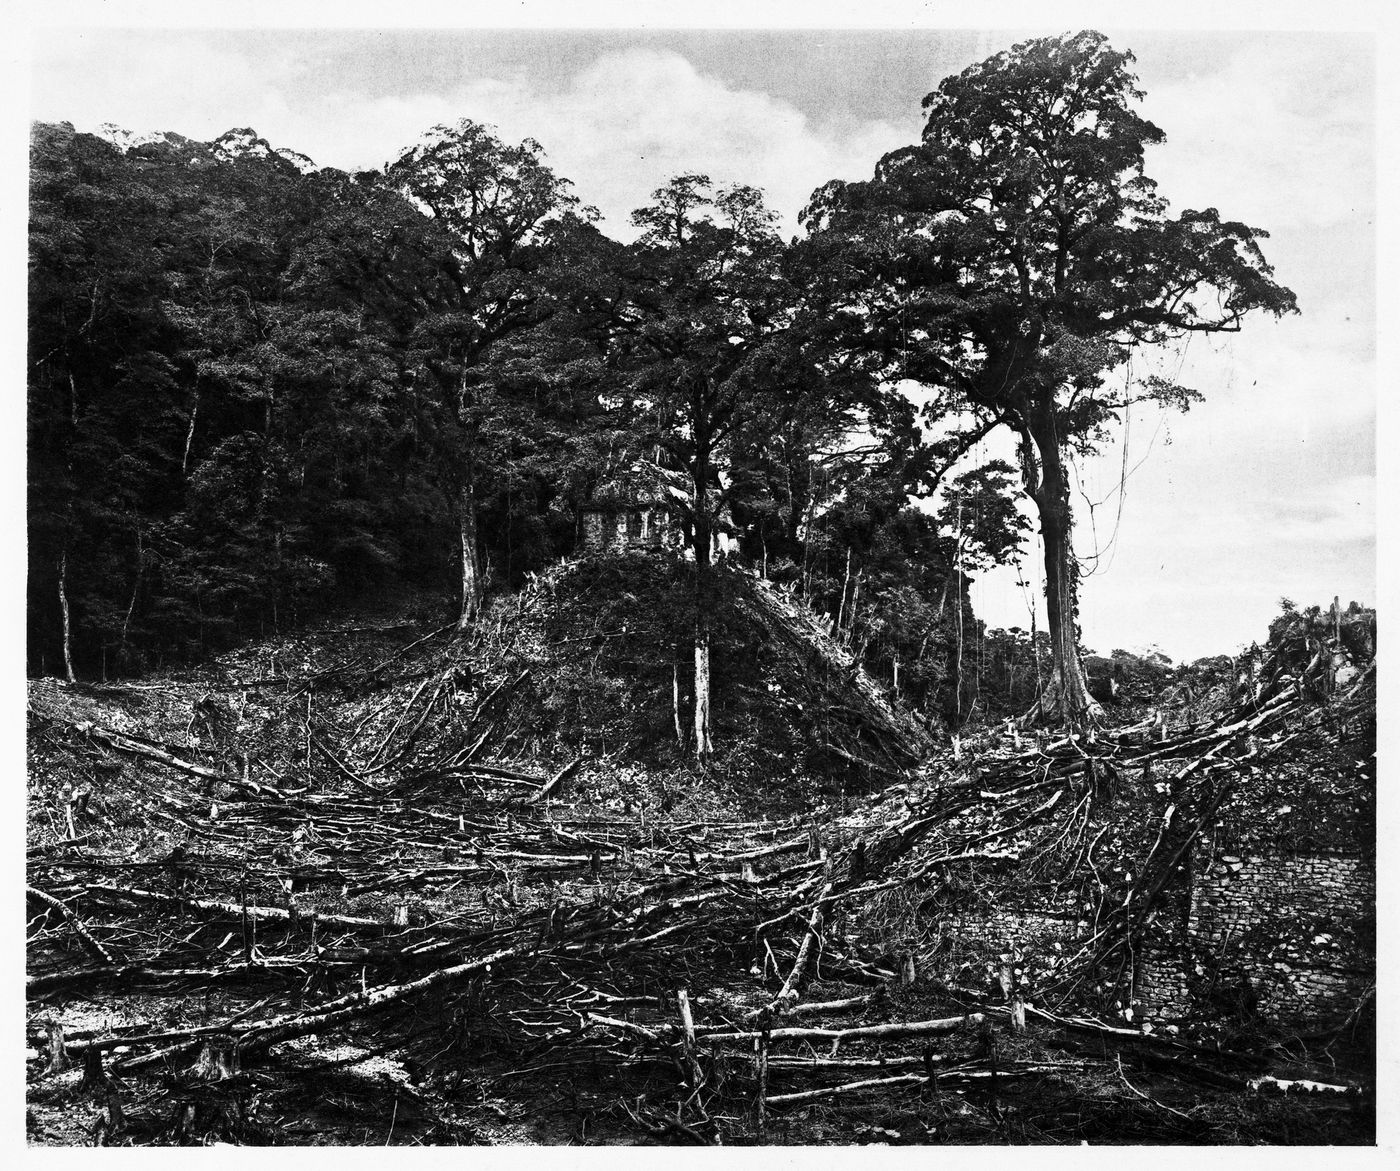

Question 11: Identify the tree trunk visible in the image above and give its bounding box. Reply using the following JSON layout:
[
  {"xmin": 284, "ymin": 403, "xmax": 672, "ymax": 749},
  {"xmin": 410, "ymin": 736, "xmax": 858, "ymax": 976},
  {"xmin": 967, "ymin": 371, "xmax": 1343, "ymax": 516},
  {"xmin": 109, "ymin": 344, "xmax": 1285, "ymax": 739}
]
[
  {"xmin": 955, "ymin": 565, "xmax": 965, "ymax": 723},
  {"xmin": 1023, "ymin": 421, "xmax": 1102, "ymax": 726},
  {"xmin": 694, "ymin": 637, "xmax": 713, "ymax": 760},
  {"xmin": 58, "ymin": 549, "xmax": 76, "ymax": 684},
  {"xmin": 118, "ymin": 525, "xmax": 142, "ymax": 664},
  {"xmin": 181, "ymin": 385, "xmax": 200, "ymax": 478},
  {"xmin": 1030, "ymin": 577, "xmax": 1043, "ymax": 698},
  {"xmin": 835, "ymin": 546, "xmax": 851, "ymax": 635},
  {"xmin": 456, "ymin": 370, "xmax": 483, "ymax": 630},
  {"xmin": 692, "ymin": 464, "xmax": 714, "ymax": 761},
  {"xmin": 457, "ymin": 479, "xmax": 481, "ymax": 630},
  {"xmin": 672, "ymin": 661, "xmax": 685, "ymax": 750}
]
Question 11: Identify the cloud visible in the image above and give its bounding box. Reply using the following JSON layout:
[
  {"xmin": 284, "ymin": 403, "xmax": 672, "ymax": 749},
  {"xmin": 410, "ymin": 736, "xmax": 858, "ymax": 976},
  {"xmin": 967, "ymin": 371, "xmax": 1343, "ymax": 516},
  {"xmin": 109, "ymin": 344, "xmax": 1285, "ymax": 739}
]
[
  {"xmin": 32, "ymin": 31, "xmax": 292, "ymax": 144},
  {"xmin": 1139, "ymin": 38, "xmax": 1373, "ymax": 231},
  {"xmin": 33, "ymin": 38, "xmax": 908, "ymax": 237},
  {"xmin": 1248, "ymin": 473, "xmax": 1375, "ymax": 546},
  {"xmin": 329, "ymin": 48, "xmax": 906, "ymax": 235},
  {"xmin": 1144, "ymin": 315, "xmax": 1374, "ymax": 450}
]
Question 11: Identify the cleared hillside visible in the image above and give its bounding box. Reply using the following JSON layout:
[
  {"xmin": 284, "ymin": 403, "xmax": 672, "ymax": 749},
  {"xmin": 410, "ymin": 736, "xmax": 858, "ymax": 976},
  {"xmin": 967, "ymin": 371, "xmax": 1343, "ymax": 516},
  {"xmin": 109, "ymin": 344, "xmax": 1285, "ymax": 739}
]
[{"xmin": 25, "ymin": 574, "xmax": 1375, "ymax": 1145}]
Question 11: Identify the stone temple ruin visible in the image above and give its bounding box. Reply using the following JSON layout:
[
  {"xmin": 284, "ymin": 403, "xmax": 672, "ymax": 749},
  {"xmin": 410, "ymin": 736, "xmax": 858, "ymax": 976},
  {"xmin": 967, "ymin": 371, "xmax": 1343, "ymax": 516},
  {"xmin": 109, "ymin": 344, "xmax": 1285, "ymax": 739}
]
[
  {"xmin": 942, "ymin": 829, "xmax": 1374, "ymax": 1031},
  {"xmin": 580, "ymin": 461, "xmax": 736, "ymax": 560},
  {"xmin": 931, "ymin": 608, "xmax": 1375, "ymax": 1038}
]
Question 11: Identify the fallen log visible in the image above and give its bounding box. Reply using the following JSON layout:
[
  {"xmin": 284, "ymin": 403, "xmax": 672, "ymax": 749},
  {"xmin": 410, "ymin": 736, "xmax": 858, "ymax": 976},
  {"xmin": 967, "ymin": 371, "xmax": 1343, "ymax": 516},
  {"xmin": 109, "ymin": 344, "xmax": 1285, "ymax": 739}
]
[
  {"xmin": 701, "ymin": 1013, "xmax": 983, "ymax": 1047},
  {"xmin": 1248, "ymin": 1075, "xmax": 1357, "ymax": 1095},
  {"xmin": 758, "ymin": 883, "xmax": 831, "ymax": 1016},
  {"xmin": 363, "ymin": 622, "xmax": 459, "ymax": 678},
  {"xmin": 981, "ymin": 1002, "xmax": 1270, "ymax": 1072},
  {"xmin": 27, "ymin": 885, "xmax": 115, "ymax": 965},
  {"xmin": 766, "ymin": 1062, "xmax": 1091, "ymax": 1106},
  {"xmin": 585, "ymin": 1013, "xmax": 665, "ymax": 1042},
  {"xmin": 364, "ymin": 675, "xmax": 436, "ymax": 768},
  {"xmin": 311, "ymin": 735, "xmax": 388, "ymax": 793},
  {"xmin": 83, "ymin": 726, "xmax": 286, "ymax": 798},
  {"xmin": 105, "ymin": 939, "xmax": 537, "ymax": 1071},
  {"xmin": 448, "ymin": 763, "xmax": 545, "ymax": 786},
  {"xmin": 765, "ymin": 1072, "xmax": 927, "ymax": 1105},
  {"xmin": 81, "ymin": 884, "xmax": 388, "ymax": 932},
  {"xmin": 765, "ymin": 1054, "xmax": 936, "ymax": 1072},
  {"xmin": 532, "ymin": 756, "xmax": 584, "ymax": 804},
  {"xmin": 785, "ymin": 994, "xmax": 874, "ymax": 1017}
]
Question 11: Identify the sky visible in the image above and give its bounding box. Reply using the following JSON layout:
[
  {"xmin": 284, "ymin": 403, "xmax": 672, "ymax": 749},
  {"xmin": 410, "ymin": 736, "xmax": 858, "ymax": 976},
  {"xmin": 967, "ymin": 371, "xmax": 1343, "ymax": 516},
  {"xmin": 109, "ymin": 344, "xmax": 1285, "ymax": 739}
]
[{"xmin": 18, "ymin": 6, "xmax": 1381, "ymax": 664}]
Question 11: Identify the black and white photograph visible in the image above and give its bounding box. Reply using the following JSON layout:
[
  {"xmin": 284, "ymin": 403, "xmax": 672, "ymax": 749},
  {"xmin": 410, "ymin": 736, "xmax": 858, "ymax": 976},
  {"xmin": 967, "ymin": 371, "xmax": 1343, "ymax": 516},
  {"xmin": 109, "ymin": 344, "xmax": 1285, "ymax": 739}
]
[{"xmin": 18, "ymin": 1, "xmax": 1384, "ymax": 1149}]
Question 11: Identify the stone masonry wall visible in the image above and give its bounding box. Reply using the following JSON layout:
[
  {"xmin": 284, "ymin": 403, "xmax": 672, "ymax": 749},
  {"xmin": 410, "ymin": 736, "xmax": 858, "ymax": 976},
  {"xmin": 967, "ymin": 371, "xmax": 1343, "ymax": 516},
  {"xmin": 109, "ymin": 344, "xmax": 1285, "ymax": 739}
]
[
  {"xmin": 926, "ymin": 846, "xmax": 1372, "ymax": 1029},
  {"xmin": 939, "ymin": 909, "xmax": 1081, "ymax": 958},
  {"xmin": 1147, "ymin": 843, "xmax": 1376, "ymax": 1027},
  {"xmin": 582, "ymin": 507, "xmax": 679, "ymax": 554},
  {"xmin": 929, "ymin": 910, "xmax": 1084, "ymax": 1001}
]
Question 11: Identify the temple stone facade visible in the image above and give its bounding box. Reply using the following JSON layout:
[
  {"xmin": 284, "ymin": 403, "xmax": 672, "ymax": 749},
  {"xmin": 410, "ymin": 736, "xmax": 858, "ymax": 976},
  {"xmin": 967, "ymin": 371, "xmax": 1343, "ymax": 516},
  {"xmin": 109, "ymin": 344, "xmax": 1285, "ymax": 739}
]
[
  {"xmin": 581, "ymin": 504, "xmax": 681, "ymax": 554},
  {"xmin": 580, "ymin": 461, "xmax": 736, "ymax": 559},
  {"xmin": 923, "ymin": 841, "xmax": 1373, "ymax": 1029}
]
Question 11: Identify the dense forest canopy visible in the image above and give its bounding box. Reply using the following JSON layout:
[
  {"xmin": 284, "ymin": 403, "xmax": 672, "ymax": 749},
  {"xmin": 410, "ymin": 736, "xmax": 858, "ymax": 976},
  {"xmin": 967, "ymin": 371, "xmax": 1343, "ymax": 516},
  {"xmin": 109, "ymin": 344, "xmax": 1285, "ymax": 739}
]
[
  {"xmin": 27, "ymin": 31, "xmax": 1294, "ymax": 733},
  {"xmin": 26, "ymin": 119, "xmax": 993, "ymax": 720}
]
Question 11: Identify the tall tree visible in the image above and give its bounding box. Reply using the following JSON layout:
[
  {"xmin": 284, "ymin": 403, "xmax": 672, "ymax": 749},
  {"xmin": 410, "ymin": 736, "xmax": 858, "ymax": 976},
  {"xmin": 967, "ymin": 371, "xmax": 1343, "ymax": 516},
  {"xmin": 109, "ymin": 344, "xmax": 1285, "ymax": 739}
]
[
  {"xmin": 384, "ymin": 121, "xmax": 582, "ymax": 627},
  {"xmin": 615, "ymin": 176, "xmax": 795, "ymax": 758},
  {"xmin": 802, "ymin": 31, "xmax": 1297, "ymax": 724}
]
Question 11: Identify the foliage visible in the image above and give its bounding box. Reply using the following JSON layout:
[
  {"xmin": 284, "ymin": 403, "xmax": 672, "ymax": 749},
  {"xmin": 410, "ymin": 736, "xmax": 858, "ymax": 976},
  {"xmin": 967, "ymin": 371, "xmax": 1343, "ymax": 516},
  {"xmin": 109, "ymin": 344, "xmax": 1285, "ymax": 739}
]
[
  {"xmin": 26, "ymin": 121, "xmax": 610, "ymax": 674},
  {"xmin": 29, "ymin": 31, "xmax": 1298, "ymax": 710},
  {"xmin": 28, "ymin": 124, "xmax": 454, "ymax": 672},
  {"xmin": 799, "ymin": 30, "xmax": 1297, "ymax": 720}
]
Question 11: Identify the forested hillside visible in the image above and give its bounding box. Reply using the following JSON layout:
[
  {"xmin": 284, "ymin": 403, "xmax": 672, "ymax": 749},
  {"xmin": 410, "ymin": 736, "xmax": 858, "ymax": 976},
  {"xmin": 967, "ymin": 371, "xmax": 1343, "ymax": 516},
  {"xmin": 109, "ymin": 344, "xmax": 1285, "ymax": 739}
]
[
  {"xmin": 29, "ymin": 32, "xmax": 1301, "ymax": 745},
  {"xmin": 28, "ymin": 121, "xmax": 993, "ymax": 733}
]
